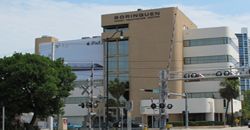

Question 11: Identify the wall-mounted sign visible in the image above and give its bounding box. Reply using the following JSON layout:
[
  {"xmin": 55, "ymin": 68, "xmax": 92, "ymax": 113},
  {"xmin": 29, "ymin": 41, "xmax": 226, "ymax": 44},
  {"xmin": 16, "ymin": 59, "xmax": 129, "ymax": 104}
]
[{"xmin": 114, "ymin": 11, "xmax": 160, "ymax": 22}]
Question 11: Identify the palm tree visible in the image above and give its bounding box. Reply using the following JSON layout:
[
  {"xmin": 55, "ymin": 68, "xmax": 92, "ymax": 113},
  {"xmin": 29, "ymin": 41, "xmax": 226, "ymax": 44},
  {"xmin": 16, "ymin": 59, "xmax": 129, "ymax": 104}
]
[
  {"xmin": 219, "ymin": 77, "xmax": 240, "ymax": 126},
  {"xmin": 109, "ymin": 78, "xmax": 126, "ymax": 120}
]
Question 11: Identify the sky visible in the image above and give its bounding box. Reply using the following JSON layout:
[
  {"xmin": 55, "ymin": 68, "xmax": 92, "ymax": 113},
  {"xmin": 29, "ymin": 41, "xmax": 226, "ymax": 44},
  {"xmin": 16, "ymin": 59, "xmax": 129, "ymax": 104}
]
[{"xmin": 1, "ymin": 0, "xmax": 250, "ymax": 57}]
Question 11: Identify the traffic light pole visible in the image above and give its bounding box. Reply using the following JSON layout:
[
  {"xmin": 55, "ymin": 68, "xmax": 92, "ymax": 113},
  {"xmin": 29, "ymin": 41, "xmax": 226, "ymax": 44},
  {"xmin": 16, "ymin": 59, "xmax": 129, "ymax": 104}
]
[
  {"xmin": 89, "ymin": 63, "xmax": 94, "ymax": 130},
  {"xmin": 184, "ymin": 92, "xmax": 188, "ymax": 129},
  {"xmin": 159, "ymin": 70, "xmax": 167, "ymax": 130}
]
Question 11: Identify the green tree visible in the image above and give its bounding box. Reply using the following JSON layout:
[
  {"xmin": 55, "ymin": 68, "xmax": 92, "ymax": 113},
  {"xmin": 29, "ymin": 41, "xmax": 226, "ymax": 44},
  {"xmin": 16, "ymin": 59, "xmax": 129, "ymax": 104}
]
[
  {"xmin": 108, "ymin": 78, "xmax": 127, "ymax": 120},
  {"xmin": 219, "ymin": 78, "xmax": 240, "ymax": 126},
  {"xmin": 0, "ymin": 53, "xmax": 76, "ymax": 129},
  {"xmin": 242, "ymin": 90, "xmax": 250, "ymax": 120}
]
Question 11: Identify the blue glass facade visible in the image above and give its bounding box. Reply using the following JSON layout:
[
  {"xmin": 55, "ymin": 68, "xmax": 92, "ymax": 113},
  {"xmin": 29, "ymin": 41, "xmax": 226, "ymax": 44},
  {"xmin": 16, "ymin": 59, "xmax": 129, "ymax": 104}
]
[
  {"xmin": 107, "ymin": 39, "xmax": 129, "ymax": 82},
  {"xmin": 236, "ymin": 31, "xmax": 250, "ymax": 91},
  {"xmin": 103, "ymin": 24, "xmax": 130, "ymax": 102},
  {"xmin": 39, "ymin": 38, "xmax": 103, "ymax": 81}
]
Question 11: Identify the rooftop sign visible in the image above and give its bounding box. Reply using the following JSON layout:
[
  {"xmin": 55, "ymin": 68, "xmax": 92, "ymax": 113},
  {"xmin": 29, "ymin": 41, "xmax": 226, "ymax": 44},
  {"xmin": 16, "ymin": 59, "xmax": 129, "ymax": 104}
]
[{"xmin": 114, "ymin": 11, "xmax": 160, "ymax": 22}]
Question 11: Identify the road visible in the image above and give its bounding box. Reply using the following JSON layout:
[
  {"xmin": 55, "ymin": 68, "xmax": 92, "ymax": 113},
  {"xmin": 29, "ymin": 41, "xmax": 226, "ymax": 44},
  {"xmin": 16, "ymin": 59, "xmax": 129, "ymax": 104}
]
[
  {"xmin": 168, "ymin": 126, "xmax": 249, "ymax": 130},
  {"xmin": 146, "ymin": 126, "xmax": 249, "ymax": 130}
]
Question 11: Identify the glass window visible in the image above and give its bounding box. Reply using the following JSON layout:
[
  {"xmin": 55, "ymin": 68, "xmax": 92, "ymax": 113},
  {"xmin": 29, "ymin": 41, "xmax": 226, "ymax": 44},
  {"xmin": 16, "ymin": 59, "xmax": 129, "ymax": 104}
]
[
  {"xmin": 184, "ymin": 57, "xmax": 191, "ymax": 64},
  {"xmin": 119, "ymin": 40, "xmax": 128, "ymax": 56},
  {"xmin": 183, "ymin": 37, "xmax": 239, "ymax": 47},
  {"xmin": 108, "ymin": 41, "xmax": 117, "ymax": 56},
  {"xmin": 118, "ymin": 73, "xmax": 129, "ymax": 82},
  {"xmin": 103, "ymin": 24, "xmax": 128, "ymax": 33},
  {"xmin": 108, "ymin": 74, "xmax": 117, "ymax": 82},
  {"xmin": 184, "ymin": 55, "xmax": 237, "ymax": 65},
  {"xmin": 187, "ymin": 92, "xmax": 220, "ymax": 98},
  {"xmin": 108, "ymin": 57, "xmax": 117, "ymax": 72},
  {"xmin": 119, "ymin": 56, "xmax": 128, "ymax": 72},
  {"xmin": 184, "ymin": 37, "xmax": 226, "ymax": 47}
]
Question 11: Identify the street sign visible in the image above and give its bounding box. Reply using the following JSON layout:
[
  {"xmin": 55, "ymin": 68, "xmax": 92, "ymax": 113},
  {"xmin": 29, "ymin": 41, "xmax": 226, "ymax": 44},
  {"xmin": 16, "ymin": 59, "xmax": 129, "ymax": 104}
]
[{"xmin": 153, "ymin": 88, "xmax": 160, "ymax": 93}]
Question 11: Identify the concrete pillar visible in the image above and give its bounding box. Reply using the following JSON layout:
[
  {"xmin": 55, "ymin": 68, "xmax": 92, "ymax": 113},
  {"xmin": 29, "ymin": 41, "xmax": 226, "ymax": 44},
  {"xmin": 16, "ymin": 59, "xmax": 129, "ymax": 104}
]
[
  {"xmin": 47, "ymin": 116, "xmax": 53, "ymax": 130},
  {"xmin": 206, "ymin": 113, "xmax": 215, "ymax": 121}
]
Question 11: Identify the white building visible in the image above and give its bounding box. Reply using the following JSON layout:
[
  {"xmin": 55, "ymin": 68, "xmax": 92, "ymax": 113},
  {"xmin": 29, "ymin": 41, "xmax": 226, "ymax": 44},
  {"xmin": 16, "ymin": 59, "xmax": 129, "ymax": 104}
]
[
  {"xmin": 36, "ymin": 36, "xmax": 104, "ymax": 126},
  {"xmin": 140, "ymin": 27, "xmax": 242, "ymax": 123}
]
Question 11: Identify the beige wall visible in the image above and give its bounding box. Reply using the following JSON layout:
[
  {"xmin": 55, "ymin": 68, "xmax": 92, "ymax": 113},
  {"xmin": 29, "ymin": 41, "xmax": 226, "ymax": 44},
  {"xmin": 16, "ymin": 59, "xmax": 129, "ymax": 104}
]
[
  {"xmin": 35, "ymin": 36, "xmax": 58, "ymax": 54},
  {"xmin": 102, "ymin": 7, "xmax": 197, "ymax": 120}
]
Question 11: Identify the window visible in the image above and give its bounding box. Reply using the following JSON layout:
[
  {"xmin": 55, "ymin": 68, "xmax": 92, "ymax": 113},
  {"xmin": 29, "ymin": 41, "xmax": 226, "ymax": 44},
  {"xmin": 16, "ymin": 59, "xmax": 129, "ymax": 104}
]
[
  {"xmin": 108, "ymin": 57, "xmax": 117, "ymax": 72},
  {"xmin": 184, "ymin": 55, "xmax": 237, "ymax": 65},
  {"xmin": 119, "ymin": 40, "xmax": 128, "ymax": 55},
  {"xmin": 187, "ymin": 92, "xmax": 221, "ymax": 98},
  {"xmin": 108, "ymin": 41, "xmax": 117, "ymax": 56},
  {"xmin": 106, "ymin": 39, "xmax": 129, "ymax": 82},
  {"xmin": 103, "ymin": 24, "xmax": 128, "ymax": 33},
  {"xmin": 184, "ymin": 37, "xmax": 227, "ymax": 47},
  {"xmin": 184, "ymin": 37, "xmax": 238, "ymax": 52}
]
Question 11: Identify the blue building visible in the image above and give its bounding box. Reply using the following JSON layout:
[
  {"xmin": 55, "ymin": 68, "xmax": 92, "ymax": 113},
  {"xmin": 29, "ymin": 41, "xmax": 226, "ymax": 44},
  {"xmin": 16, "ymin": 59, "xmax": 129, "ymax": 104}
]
[{"xmin": 236, "ymin": 28, "xmax": 250, "ymax": 91}]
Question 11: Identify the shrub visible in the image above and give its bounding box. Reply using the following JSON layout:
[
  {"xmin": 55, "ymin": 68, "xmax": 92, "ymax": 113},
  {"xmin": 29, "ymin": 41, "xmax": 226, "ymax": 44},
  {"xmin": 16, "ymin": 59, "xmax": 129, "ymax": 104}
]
[{"xmin": 168, "ymin": 121, "xmax": 224, "ymax": 126}]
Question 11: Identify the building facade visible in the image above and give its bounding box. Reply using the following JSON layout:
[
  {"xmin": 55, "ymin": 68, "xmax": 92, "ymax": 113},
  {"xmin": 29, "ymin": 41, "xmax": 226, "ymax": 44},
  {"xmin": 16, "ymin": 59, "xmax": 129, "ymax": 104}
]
[
  {"xmin": 183, "ymin": 27, "xmax": 241, "ymax": 121},
  {"xmin": 35, "ymin": 36, "xmax": 104, "ymax": 126},
  {"xmin": 102, "ymin": 7, "xmax": 242, "ymax": 127},
  {"xmin": 141, "ymin": 27, "xmax": 242, "ymax": 127},
  {"xmin": 102, "ymin": 7, "xmax": 197, "ymax": 123},
  {"xmin": 236, "ymin": 28, "xmax": 250, "ymax": 91}
]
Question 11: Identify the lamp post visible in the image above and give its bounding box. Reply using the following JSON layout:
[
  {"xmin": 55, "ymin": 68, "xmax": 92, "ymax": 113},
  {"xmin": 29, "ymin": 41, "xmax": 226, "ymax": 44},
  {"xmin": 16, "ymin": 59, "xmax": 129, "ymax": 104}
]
[{"xmin": 105, "ymin": 30, "xmax": 123, "ymax": 130}]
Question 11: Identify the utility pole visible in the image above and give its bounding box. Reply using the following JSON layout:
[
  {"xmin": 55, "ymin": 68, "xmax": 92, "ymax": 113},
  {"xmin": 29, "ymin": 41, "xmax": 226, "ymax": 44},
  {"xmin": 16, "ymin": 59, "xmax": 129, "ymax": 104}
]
[
  {"xmin": 79, "ymin": 63, "xmax": 96, "ymax": 130},
  {"xmin": 87, "ymin": 62, "xmax": 94, "ymax": 130},
  {"xmin": 158, "ymin": 10, "xmax": 176, "ymax": 130},
  {"xmin": 159, "ymin": 70, "xmax": 167, "ymax": 130},
  {"xmin": 184, "ymin": 92, "xmax": 188, "ymax": 129}
]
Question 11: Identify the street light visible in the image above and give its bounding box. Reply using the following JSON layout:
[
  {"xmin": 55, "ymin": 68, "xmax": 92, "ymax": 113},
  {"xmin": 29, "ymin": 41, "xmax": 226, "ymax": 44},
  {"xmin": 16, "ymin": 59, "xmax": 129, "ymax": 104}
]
[{"xmin": 105, "ymin": 30, "xmax": 124, "ymax": 130}]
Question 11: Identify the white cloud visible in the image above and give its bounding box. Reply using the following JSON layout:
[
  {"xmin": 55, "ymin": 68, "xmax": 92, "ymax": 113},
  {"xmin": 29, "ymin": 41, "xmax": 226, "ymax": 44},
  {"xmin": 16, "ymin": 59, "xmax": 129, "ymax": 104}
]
[
  {"xmin": 0, "ymin": 0, "xmax": 142, "ymax": 57},
  {"xmin": 0, "ymin": 1, "xmax": 249, "ymax": 57},
  {"xmin": 178, "ymin": 5, "xmax": 250, "ymax": 32}
]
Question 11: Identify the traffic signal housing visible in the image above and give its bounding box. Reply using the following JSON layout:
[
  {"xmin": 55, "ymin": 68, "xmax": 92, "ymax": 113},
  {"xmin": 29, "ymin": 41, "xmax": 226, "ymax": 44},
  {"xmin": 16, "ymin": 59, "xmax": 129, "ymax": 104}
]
[
  {"xmin": 151, "ymin": 103, "xmax": 157, "ymax": 109},
  {"xmin": 79, "ymin": 102, "xmax": 85, "ymax": 108}
]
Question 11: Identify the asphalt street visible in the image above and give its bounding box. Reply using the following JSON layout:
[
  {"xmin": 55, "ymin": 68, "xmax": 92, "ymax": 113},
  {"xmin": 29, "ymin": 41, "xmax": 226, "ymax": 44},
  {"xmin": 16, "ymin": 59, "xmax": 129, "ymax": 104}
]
[{"xmin": 167, "ymin": 126, "xmax": 249, "ymax": 130}]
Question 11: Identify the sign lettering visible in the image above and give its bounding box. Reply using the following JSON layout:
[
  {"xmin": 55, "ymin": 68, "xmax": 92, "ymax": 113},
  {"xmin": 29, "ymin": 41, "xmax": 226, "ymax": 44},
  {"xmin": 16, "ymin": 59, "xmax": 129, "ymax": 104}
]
[{"xmin": 114, "ymin": 11, "xmax": 160, "ymax": 22}]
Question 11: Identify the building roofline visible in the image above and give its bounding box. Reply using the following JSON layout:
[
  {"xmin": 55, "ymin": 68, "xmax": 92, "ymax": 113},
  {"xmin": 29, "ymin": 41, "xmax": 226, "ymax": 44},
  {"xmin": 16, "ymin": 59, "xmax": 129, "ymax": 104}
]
[{"xmin": 101, "ymin": 7, "xmax": 177, "ymax": 16}]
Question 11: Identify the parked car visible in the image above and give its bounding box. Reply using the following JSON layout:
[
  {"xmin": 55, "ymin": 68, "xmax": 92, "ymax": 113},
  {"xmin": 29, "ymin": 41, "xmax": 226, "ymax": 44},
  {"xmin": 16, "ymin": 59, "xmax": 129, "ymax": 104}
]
[
  {"xmin": 248, "ymin": 120, "xmax": 250, "ymax": 128},
  {"xmin": 112, "ymin": 120, "xmax": 143, "ymax": 128}
]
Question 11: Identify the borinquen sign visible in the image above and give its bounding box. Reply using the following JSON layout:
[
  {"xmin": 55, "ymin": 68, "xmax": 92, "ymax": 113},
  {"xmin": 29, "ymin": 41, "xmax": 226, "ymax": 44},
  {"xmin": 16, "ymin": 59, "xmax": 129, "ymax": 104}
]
[{"xmin": 114, "ymin": 11, "xmax": 160, "ymax": 22}]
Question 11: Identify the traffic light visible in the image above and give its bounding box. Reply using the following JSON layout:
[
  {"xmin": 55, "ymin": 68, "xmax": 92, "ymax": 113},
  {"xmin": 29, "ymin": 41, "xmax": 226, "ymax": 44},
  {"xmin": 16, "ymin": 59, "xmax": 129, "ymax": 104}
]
[
  {"xmin": 159, "ymin": 103, "xmax": 165, "ymax": 108},
  {"xmin": 79, "ymin": 102, "xmax": 85, "ymax": 108},
  {"xmin": 216, "ymin": 70, "xmax": 232, "ymax": 76},
  {"xmin": 184, "ymin": 73, "xmax": 204, "ymax": 78},
  {"xmin": 184, "ymin": 73, "xmax": 204, "ymax": 82},
  {"xmin": 166, "ymin": 104, "xmax": 173, "ymax": 109},
  {"xmin": 151, "ymin": 103, "xmax": 157, "ymax": 109},
  {"xmin": 93, "ymin": 102, "xmax": 98, "ymax": 108},
  {"xmin": 86, "ymin": 102, "xmax": 92, "ymax": 108},
  {"xmin": 184, "ymin": 73, "xmax": 190, "ymax": 78}
]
